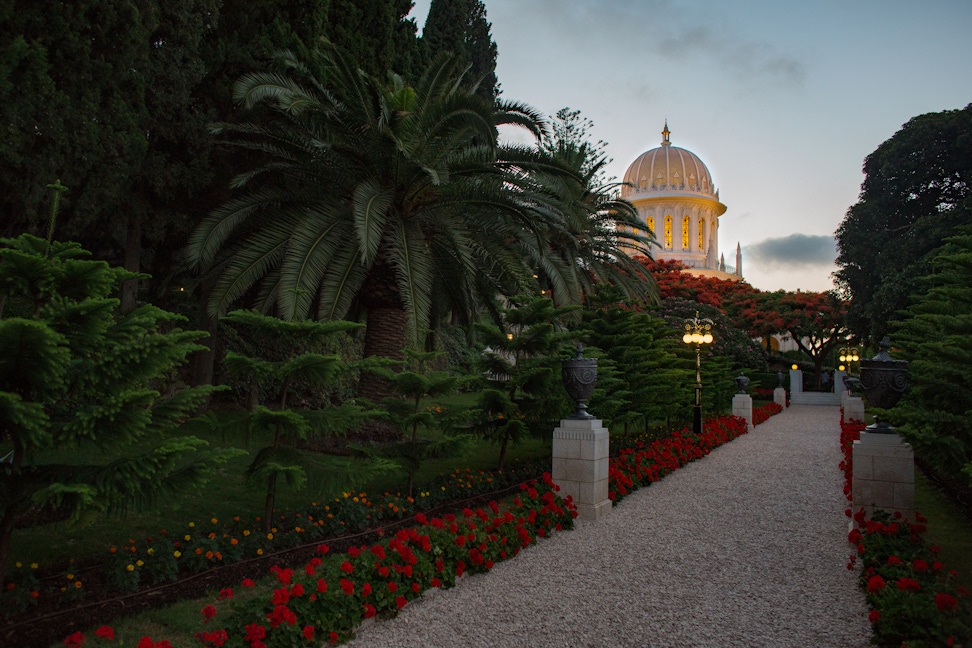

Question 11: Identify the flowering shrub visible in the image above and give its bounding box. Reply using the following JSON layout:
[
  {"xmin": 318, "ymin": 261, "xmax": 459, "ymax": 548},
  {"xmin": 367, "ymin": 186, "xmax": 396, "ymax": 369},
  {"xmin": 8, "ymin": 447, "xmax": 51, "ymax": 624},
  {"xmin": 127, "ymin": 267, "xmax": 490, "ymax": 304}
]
[
  {"xmin": 4, "ymin": 459, "xmax": 548, "ymax": 618},
  {"xmin": 608, "ymin": 415, "xmax": 750, "ymax": 504},
  {"xmin": 848, "ymin": 508, "xmax": 970, "ymax": 646},
  {"xmin": 62, "ymin": 474, "xmax": 576, "ymax": 647},
  {"xmin": 841, "ymin": 411, "xmax": 970, "ymax": 646},
  {"xmin": 752, "ymin": 402, "xmax": 782, "ymax": 425}
]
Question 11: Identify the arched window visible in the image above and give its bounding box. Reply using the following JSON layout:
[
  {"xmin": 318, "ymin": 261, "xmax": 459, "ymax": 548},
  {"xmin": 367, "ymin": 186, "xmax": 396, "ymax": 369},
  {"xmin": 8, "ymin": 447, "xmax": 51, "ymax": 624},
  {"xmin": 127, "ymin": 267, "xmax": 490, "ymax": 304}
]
[
  {"xmin": 682, "ymin": 215, "xmax": 690, "ymax": 249},
  {"xmin": 646, "ymin": 215, "xmax": 655, "ymax": 236},
  {"xmin": 698, "ymin": 217, "xmax": 705, "ymax": 251},
  {"xmin": 664, "ymin": 215, "xmax": 673, "ymax": 249}
]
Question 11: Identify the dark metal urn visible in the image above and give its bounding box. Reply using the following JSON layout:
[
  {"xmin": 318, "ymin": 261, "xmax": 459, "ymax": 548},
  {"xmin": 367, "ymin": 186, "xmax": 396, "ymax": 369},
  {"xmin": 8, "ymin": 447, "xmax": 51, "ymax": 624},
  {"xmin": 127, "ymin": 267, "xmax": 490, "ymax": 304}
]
[
  {"xmin": 734, "ymin": 373, "xmax": 751, "ymax": 394},
  {"xmin": 562, "ymin": 343, "xmax": 597, "ymax": 419},
  {"xmin": 859, "ymin": 336, "xmax": 908, "ymax": 433},
  {"xmin": 776, "ymin": 371, "xmax": 784, "ymax": 388}
]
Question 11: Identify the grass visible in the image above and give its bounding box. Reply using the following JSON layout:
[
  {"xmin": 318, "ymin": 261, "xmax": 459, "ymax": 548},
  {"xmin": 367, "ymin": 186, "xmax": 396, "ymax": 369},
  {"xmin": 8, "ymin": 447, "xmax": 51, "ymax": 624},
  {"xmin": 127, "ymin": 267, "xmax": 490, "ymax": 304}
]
[{"xmin": 915, "ymin": 470, "xmax": 972, "ymax": 630}]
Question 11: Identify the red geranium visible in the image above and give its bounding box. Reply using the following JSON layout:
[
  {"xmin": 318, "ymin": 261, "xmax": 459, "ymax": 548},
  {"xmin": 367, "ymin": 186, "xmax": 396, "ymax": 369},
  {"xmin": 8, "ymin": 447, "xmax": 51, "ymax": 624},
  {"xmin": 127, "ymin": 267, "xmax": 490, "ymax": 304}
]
[
  {"xmin": 936, "ymin": 593, "xmax": 960, "ymax": 612},
  {"xmin": 896, "ymin": 577, "xmax": 921, "ymax": 592},
  {"xmin": 302, "ymin": 626, "xmax": 315, "ymax": 641},
  {"xmin": 95, "ymin": 626, "xmax": 115, "ymax": 641},
  {"xmin": 64, "ymin": 631, "xmax": 84, "ymax": 648},
  {"xmin": 867, "ymin": 575, "xmax": 886, "ymax": 593},
  {"xmin": 201, "ymin": 605, "xmax": 217, "ymax": 622},
  {"xmin": 868, "ymin": 609, "xmax": 880, "ymax": 624}
]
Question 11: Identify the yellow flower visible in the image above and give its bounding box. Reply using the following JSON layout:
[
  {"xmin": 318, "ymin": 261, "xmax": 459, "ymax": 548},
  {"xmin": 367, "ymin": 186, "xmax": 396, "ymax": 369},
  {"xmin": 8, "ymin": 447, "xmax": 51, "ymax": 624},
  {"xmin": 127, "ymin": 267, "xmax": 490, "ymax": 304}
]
[
  {"xmin": 147, "ymin": 548, "xmax": 154, "ymax": 555},
  {"xmin": 210, "ymin": 517, "xmax": 218, "ymax": 524},
  {"xmin": 126, "ymin": 564, "xmax": 135, "ymax": 572},
  {"xmin": 67, "ymin": 573, "xmax": 74, "ymax": 580},
  {"xmin": 267, "ymin": 533, "xmax": 274, "ymax": 540},
  {"xmin": 136, "ymin": 560, "xmax": 144, "ymax": 567},
  {"xmin": 188, "ymin": 522, "xmax": 195, "ymax": 528},
  {"xmin": 30, "ymin": 563, "xmax": 38, "ymax": 570},
  {"xmin": 74, "ymin": 581, "xmax": 83, "ymax": 589},
  {"xmin": 14, "ymin": 562, "xmax": 21, "ymax": 568},
  {"xmin": 243, "ymin": 530, "xmax": 251, "ymax": 536},
  {"xmin": 174, "ymin": 551, "xmax": 182, "ymax": 558},
  {"xmin": 184, "ymin": 535, "xmax": 191, "ymax": 541},
  {"xmin": 256, "ymin": 549, "xmax": 263, "ymax": 555}
]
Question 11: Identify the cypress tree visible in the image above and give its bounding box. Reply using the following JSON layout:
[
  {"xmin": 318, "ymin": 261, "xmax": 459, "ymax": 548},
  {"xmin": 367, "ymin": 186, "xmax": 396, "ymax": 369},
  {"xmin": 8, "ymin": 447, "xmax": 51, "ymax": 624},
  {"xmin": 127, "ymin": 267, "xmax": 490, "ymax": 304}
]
[{"xmin": 422, "ymin": 0, "xmax": 498, "ymax": 101}]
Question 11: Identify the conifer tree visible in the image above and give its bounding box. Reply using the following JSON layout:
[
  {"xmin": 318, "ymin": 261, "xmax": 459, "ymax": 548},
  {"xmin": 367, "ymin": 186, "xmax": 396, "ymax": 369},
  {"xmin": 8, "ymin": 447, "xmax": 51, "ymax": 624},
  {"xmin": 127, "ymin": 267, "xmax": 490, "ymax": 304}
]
[
  {"xmin": 422, "ymin": 0, "xmax": 499, "ymax": 101},
  {"xmin": 891, "ymin": 228, "xmax": 972, "ymax": 484},
  {"xmin": 352, "ymin": 349, "xmax": 469, "ymax": 496},
  {"xmin": 474, "ymin": 297, "xmax": 575, "ymax": 470},
  {"xmin": 0, "ymin": 232, "xmax": 237, "ymax": 587},
  {"xmin": 215, "ymin": 310, "xmax": 379, "ymax": 531},
  {"xmin": 578, "ymin": 286, "xmax": 690, "ymax": 434}
]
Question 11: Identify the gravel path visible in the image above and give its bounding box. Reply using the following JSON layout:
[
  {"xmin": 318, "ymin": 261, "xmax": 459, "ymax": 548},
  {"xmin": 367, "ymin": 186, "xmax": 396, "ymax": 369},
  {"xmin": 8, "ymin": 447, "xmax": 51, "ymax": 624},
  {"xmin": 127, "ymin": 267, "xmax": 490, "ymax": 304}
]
[{"xmin": 347, "ymin": 405, "xmax": 872, "ymax": 648}]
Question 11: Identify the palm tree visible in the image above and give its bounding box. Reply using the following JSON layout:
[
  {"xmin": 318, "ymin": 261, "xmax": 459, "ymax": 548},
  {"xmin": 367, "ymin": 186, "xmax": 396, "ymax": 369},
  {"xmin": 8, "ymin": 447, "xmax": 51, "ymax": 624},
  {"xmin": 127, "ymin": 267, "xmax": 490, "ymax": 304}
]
[
  {"xmin": 187, "ymin": 43, "xmax": 570, "ymax": 416},
  {"xmin": 536, "ymin": 138, "xmax": 658, "ymax": 305}
]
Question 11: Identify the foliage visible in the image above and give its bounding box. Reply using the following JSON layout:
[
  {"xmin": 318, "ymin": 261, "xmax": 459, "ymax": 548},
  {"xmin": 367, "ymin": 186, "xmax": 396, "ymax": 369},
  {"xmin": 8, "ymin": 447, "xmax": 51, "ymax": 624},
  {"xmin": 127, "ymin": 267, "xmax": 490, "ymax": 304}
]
[
  {"xmin": 536, "ymin": 109, "xmax": 657, "ymax": 305},
  {"xmin": 421, "ymin": 0, "xmax": 499, "ymax": 102},
  {"xmin": 0, "ymin": 233, "xmax": 238, "ymax": 589},
  {"xmin": 647, "ymin": 258, "xmax": 756, "ymax": 309},
  {"xmin": 657, "ymin": 297, "xmax": 762, "ymax": 393},
  {"xmin": 61, "ymin": 474, "xmax": 576, "ymax": 648},
  {"xmin": 772, "ymin": 290, "xmax": 850, "ymax": 387},
  {"xmin": 473, "ymin": 297, "xmax": 575, "ymax": 469},
  {"xmin": 848, "ymin": 509, "xmax": 970, "ymax": 647},
  {"xmin": 352, "ymin": 350, "xmax": 470, "ymax": 496},
  {"xmin": 835, "ymin": 103, "xmax": 972, "ymax": 343},
  {"xmin": 575, "ymin": 285, "xmax": 688, "ymax": 432},
  {"xmin": 211, "ymin": 310, "xmax": 379, "ymax": 531},
  {"xmin": 891, "ymin": 231, "xmax": 972, "ymax": 486}
]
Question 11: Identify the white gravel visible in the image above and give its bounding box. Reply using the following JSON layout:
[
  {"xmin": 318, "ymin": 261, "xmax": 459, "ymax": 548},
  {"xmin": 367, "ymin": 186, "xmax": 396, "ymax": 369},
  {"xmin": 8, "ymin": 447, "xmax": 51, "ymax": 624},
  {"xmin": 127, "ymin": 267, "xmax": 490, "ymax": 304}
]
[{"xmin": 346, "ymin": 405, "xmax": 872, "ymax": 648}]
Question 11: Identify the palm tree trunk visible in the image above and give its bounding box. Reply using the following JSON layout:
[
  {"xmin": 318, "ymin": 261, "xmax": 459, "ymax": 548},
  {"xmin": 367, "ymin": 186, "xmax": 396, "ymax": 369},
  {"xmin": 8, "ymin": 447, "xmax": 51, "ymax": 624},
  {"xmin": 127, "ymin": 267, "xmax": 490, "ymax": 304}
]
[{"xmin": 358, "ymin": 306, "xmax": 407, "ymax": 442}]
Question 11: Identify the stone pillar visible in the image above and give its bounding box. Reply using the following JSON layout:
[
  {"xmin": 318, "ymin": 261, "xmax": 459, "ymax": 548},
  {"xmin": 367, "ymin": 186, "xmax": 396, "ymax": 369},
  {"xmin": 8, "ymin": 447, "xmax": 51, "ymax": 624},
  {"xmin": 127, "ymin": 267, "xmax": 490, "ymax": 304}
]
[
  {"xmin": 732, "ymin": 393, "xmax": 753, "ymax": 430},
  {"xmin": 844, "ymin": 396, "xmax": 866, "ymax": 423},
  {"xmin": 552, "ymin": 418, "xmax": 612, "ymax": 521},
  {"xmin": 852, "ymin": 432, "xmax": 915, "ymax": 520},
  {"xmin": 835, "ymin": 369, "xmax": 847, "ymax": 395},
  {"xmin": 773, "ymin": 387, "xmax": 787, "ymax": 408},
  {"xmin": 789, "ymin": 369, "xmax": 803, "ymax": 394}
]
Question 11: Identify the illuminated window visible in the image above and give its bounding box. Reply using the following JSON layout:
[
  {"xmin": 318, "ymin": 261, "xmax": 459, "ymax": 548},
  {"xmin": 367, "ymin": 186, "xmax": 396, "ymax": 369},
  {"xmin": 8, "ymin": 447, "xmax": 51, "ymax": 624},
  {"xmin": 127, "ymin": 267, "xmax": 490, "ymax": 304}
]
[
  {"xmin": 699, "ymin": 217, "xmax": 705, "ymax": 251},
  {"xmin": 646, "ymin": 215, "xmax": 654, "ymax": 237},
  {"xmin": 682, "ymin": 215, "xmax": 690, "ymax": 249},
  {"xmin": 664, "ymin": 215, "xmax": 673, "ymax": 249}
]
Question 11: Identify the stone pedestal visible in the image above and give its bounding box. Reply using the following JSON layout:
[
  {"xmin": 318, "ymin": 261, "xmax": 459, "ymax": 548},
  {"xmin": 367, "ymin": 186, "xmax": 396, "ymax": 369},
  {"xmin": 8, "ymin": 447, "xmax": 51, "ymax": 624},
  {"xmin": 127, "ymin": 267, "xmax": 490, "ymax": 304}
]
[
  {"xmin": 844, "ymin": 396, "xmax": 865, "ymax": 423},
  {"xmin": 552, "ymin": 418, "xmax": 612, "ymax": 521},
  {"xmin": 732, "ymin": 393, "xmax": 753, "ymax": 430},
  {"xmin": 789, "ymin": 369, "xmax": 803, "ymax": 395},
  {"xmin": 773, "ymin": 387, "xmax": 786, "ymax": 408},
  {"xmin": 852, "ymin": 432, "xmax": 915, "ymax": 520},
  {"xmin": 835, "ymin": 370, "xmax": 847, "ymax": 395}
]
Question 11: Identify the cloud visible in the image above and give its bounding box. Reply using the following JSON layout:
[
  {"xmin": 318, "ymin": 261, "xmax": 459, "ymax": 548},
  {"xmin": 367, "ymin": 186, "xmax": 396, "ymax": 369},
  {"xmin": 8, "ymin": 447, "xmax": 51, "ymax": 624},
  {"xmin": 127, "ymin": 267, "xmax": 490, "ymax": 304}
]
[
  {"xmin": 744, "ymin": 234, "xmax": 836, "ymax": 269},
  {"xmin": 493, "ymin": 0, "xmax": 806, "ymax": 89}
]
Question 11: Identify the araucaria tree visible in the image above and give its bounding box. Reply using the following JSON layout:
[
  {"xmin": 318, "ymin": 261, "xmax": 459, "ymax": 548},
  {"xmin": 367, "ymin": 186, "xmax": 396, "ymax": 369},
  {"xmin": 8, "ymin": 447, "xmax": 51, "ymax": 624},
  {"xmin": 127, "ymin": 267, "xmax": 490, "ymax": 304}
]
[{"xmin": 0, "ymin": 234, "xmax": 236, "ymax": 586}]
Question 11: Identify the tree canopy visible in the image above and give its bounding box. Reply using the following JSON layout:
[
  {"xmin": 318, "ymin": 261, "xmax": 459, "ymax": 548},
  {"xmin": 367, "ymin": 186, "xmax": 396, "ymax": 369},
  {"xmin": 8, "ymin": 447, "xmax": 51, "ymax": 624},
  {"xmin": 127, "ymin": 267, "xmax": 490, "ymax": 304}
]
[{"xmin": 835, "ymin": 103, "xmax": 972, "ymax": 342}]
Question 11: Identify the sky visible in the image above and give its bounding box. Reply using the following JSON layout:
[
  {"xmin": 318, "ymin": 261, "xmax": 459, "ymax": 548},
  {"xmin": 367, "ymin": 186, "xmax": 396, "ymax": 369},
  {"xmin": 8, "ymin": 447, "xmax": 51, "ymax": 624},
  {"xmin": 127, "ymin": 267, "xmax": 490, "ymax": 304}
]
[{"xmin": 408, "ymin": 0, "xmax": 972, "ymax": 293}]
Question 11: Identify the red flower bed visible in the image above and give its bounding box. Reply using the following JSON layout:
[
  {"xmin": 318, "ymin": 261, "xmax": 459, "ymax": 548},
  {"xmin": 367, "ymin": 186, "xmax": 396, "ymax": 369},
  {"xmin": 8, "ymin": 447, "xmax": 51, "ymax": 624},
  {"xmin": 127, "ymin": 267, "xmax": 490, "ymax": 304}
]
[
  {"xmin": 840, "ymin": 411, "xmax": 970, "ymax": 646},
  {"xmin": 608, "ymin": 415, "xmax": 750, "ymax": 504},
  {"xmin": 63, "ymin": 474, "xmax": 576, "ymax": 647},
  {"xmin": 752, "ymin": 402, "xmax": 783, "ymax": 425}
]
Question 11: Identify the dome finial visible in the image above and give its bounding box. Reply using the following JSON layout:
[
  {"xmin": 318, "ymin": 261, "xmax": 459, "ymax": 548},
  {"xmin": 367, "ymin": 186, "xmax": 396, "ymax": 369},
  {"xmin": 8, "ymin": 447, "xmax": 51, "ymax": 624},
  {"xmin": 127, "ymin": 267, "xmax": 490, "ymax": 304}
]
[{"xmin": 661, "ymin": 120, "xmax": 671, "ymax": 146}]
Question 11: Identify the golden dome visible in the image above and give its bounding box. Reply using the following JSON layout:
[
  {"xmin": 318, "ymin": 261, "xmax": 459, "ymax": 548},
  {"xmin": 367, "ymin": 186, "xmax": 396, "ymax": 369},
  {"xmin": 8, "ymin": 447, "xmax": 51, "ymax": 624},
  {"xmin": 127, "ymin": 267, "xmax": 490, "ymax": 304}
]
[{"xmin": 621, "ymin": 122, "xmax": 718, "ymax": 199}]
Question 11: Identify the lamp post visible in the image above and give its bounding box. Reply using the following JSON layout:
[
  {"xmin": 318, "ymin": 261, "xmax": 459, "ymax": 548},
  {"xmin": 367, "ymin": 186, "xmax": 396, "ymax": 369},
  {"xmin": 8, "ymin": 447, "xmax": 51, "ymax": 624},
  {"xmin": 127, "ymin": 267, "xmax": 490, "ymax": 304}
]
[
  {"xmin": 838, "ymin": 346, "xmax": 860, "ymax": 374},
  {"xmin": 682, "ymin": 312, "xmax": 714, "ymax": 434}
]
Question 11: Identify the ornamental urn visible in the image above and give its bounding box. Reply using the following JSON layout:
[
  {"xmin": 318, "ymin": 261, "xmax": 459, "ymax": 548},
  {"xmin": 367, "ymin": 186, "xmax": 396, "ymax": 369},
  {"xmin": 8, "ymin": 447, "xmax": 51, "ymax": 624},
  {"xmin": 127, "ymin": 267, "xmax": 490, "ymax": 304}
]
[
  {"xmin": 858, "ymin": 336, "xmax": 908, "ymax": 433},
  {"xmin": 562, "ymin": 343, "xmax": 597, "ymax": 419},
  {"xmin": 734, "ymin": 373, "xmax": 751, "ymax": 394}
]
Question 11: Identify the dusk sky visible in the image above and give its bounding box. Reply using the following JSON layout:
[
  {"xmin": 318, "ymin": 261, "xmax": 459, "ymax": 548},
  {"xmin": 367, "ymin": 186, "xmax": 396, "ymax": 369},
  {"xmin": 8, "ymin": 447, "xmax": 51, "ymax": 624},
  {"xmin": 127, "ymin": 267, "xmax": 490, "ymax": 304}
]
[{"xmin": 409, "ymin": 0, "xmax": 972, "ymax": 292}]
